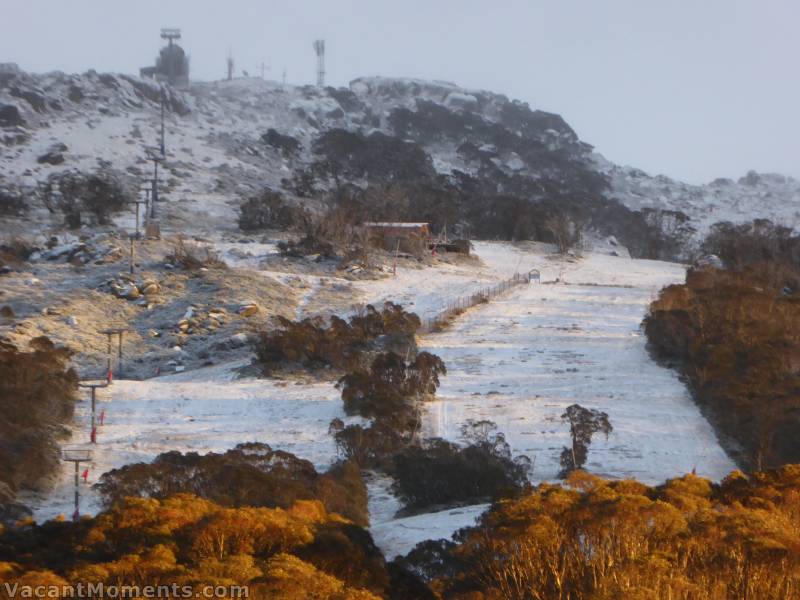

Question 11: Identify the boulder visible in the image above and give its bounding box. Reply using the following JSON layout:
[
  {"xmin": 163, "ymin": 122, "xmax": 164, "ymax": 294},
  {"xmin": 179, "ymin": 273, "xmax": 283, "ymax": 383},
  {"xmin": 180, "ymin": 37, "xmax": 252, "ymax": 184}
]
[
  {"xmin": 66, "ymin": 316, "xmax": 79, "ymax": 326},
  {"xmin": 121, "ymin": 284, "xmax": 140, "ymax": 300},
  {"xmin": 238, "ymin": 303, "xmax": 259, "ymax": 317},
  {"xmin": 9, "ymin": 87, "xmax": 46, "ymax": 112},
  {"xmin": 219, "ymin": 332, "xmax": 249, "ymax": 350},
  {"xmin": 96, "ymin": 245, "xmax": 124, "ymax": 264},
  {"xmin": 67, "ymin": 85, "xmax": 85, "ymax": 103},
  {"xmin": 141, "ymin": 281, "xmax": 160, "ymax": 296},
  {"xmin": 42, "ymin": 241, "xmax": 81, "ymax": 261},
  {"xmin": 0, "ymin": 102, "xmax": 25, "ymax": 127},
  {"xmin": 37, "ymin": 142, "xmax": 68, "ymax": 165},
  {"xmin": 230, "ymin": 332, "xmax": 249, "ymax": 346}
]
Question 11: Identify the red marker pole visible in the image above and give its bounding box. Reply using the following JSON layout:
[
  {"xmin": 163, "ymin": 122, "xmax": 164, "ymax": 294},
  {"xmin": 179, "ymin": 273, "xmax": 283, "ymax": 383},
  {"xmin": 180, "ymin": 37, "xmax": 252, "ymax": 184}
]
[
  {"xmin": 81, "ymin": 468, "xmax": 89, "ymax": 483},
  {"xmin": 90, "ymin": 427, "xmax": 97, "ymax": 444}
]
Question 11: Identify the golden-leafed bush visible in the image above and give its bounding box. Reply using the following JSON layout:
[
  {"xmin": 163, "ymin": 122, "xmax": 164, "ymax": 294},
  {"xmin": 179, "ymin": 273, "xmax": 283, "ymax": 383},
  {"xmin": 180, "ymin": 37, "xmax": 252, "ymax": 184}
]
[
  {"xmin": 0, "ymin": 495, "xmax": 388, "ymax": 598},
  {"xmin": 94, "ymin": 443, "xmax": 368, "ymax": 526},
  {"xmin": 400, "ymin": 468, "xmax": 800, "ymax": 599},
  {"xmin": 645, "ymin": 263, "xmax": 800, "ymax": 468}
]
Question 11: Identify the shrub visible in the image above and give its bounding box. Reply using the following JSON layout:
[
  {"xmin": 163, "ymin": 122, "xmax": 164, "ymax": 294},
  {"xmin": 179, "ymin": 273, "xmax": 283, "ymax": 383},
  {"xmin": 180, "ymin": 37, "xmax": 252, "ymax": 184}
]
[
  {"xmin": 0, "ymin": 337, "xmax": 78, "ymax": 519},
  {"xmin": 252, "ymin": 303, "xmax": 421, "ymax": 375},
  {"xmin": 238, "ymin": 189, "xmax": 308, "ymax": 231},
  {"xmin": 261, "ymin": 128, "xmax": 301, "ymax": 158},
  {"xmin": 645, "ymin": 260, "xmax": 800, "ymax": 468},
  {"xmin": 311, "ymin": 129, "xmax": 436, "ymax": 183},
  {"xmin": 392, "ymin": 427, "xmax": 529, "ymax": 512},
  {"xmin": 277, "ymin": 204, "xmax": 372, "ymax": 265},
  {"xmin": 165, "ymin": 237, "xmax": 227, "ymax": 271},
  {"xmin": 94, "ymin": 443, "xmax": 369, "ymax": 526},
  {"xmin": 701, "ymin": 219, "xmax": 800, "ymax": 269},
  {"xmin": 405, "ymin": 468, "xmax": 800, "ymax": 599},
  {"xmin": 329, "ymin": 421, "xmax": 405, "ymax": 470},
  {"xmin": 0, "ymin": 495, "xmax": 386, "ymax": 598},
  {"xmin": 41, "ymin": 169, "xmax": 133, "ymax": 228},
  {"xmin": 337, "ymin": 351, "xmax": 445, "ymax": 433},
  {"xmin": 0, "ymin": 186, "xmax": 26, "ymax": 216},
  {"xmin": 0, "ymin": 238, "xmax": 36, "ymax": 270}
]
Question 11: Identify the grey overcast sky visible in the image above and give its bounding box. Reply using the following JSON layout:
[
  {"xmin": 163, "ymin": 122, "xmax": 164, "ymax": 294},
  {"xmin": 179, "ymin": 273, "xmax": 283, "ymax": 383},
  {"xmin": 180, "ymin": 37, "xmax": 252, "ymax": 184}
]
[{"xmin": 1, "ymin": 0, "xmax": 798, "ymax": 184}]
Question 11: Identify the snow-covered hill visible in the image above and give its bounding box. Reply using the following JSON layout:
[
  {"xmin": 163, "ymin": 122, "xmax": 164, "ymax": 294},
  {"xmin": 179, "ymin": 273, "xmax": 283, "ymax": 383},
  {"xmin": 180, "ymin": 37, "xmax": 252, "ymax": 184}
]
[
  {"xmin": 2, "ymin": 64, "xmax": 797, "ymax": 247},
  {"xmin": 595, "ymin": 154, "xmax": 800, "ymax": 235}
]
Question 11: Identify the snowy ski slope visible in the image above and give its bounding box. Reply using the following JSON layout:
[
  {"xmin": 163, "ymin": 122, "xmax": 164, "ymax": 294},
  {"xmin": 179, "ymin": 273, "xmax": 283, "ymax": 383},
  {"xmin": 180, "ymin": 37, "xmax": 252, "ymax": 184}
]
[{"xmin": 24, "ymin": 242, "xmax": 736, "ymax": 560}]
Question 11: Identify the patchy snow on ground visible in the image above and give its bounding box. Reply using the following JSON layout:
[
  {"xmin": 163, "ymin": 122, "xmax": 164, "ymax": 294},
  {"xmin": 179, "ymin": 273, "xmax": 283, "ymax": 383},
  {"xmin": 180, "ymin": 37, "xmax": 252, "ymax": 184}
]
[
  {"xmin": 372, "ymin": 503, "xmax": 490, "ymax": 560},
  {"xmin": 420, "ymin": 249, "xmax": 737, "ymax": 483},
  {"xmin": 26, "ymin": 242, "xmax": 737, "ymax": 561},
  {"xmin": 351, "ymin": 258, "xmax": 502, "ymax": 322},
  {"xmin": 22, "ymin": 360, "xmax": 349, "ymax": 522}
]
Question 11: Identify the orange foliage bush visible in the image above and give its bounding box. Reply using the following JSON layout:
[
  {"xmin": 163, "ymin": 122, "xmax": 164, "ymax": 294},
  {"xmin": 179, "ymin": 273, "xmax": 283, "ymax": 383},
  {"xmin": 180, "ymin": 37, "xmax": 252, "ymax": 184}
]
[
  {"xmin": 645, "ymin": 264, "xmax": 800, "ymax": 467},
  {"xmin": 0, "ymin": 495, "xmax": 386, "ymax": 599},
  {"xmin": 94, "ymin": 443, "xmax": 368, "ymax": 526},
  {"xmin": 399, "ymin": 467, "xmax": 800, "ymax": 599}
]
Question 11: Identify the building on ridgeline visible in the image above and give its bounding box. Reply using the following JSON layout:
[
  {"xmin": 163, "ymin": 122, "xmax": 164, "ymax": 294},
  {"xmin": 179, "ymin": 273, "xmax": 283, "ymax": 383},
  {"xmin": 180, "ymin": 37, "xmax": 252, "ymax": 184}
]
[{"xmin": 140, "ymin": 29, "xmax": 189, "ymax": 87}]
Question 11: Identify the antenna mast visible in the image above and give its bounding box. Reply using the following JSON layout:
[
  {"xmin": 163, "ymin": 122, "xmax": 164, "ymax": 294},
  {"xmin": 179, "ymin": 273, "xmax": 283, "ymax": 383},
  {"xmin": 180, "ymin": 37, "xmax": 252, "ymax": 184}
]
[
  {"xmin": 226, "ymin": 48, "xmax": 234, "ymax": 81},
  {"xmin": 313, "ymin": 39, "xmax": 325, "ymax": 87}
]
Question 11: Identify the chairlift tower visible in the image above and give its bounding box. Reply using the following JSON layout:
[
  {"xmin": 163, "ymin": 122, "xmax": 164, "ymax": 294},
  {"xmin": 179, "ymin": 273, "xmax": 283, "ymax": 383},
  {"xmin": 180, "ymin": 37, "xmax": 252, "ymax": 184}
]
[
  {"xmin": 99, "ymin": 327, "xmax": 131, "ymax": 381},
  {"xmin": 313, "ymin": 39, "xmax": 325, "ymax": 87},
  {"xmin": 79, "ymin": 382, "xmax": 108, "ymax": 444},
  {"xmin": 131, "ymin": 197, "xmax": 147, "ymax": 239},
  {"xmin": 145, "ymin": 146, "xmax": 164, "ymax": 220},
  {"xmin": 159, "ymin": 85, "xmax": 166, "ymax": 156},
  {"xmin": 62, "ymin": 448, "xmax": 91, "ymax": 520}
]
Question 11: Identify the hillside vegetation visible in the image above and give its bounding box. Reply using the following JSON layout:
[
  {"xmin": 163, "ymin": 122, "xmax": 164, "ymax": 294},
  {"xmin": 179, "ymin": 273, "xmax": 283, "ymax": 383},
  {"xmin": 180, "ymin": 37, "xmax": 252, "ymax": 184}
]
[
  {"xmin": 645, "ymin": 220, "xmax": 800, "ymax": 468},
  {"xmin": 399, "ymin": 468, "xmax": 800, "ymax": 599},
  {"xmin": 0, "ymin": 336, "xmax": 78, "ymax": 522},
  {"xmin": 3, "ymin": 469, "xmax": 800, "ymax": 599},
  {"xmin": 0, "ymin": 495, "xmax": 387, "ymax": 599}
]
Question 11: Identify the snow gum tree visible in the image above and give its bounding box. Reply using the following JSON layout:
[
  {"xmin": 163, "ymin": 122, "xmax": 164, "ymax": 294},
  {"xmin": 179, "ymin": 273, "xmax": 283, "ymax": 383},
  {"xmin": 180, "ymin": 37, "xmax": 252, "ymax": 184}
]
[{"xmin": 559, "ymin": 403, "xmax": 612, "ymax": 477}]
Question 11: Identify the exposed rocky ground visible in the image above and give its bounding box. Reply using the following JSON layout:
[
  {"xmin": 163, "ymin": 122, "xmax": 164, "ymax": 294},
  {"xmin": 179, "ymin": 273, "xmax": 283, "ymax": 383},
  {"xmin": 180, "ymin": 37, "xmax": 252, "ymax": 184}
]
[
  {"xmin": 0, "ymin": 233, "xmax": 303, "ymax": 378},
  {"xmin": 2, "ymin": 64, "xmax": 797, "ymax": 254}
]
